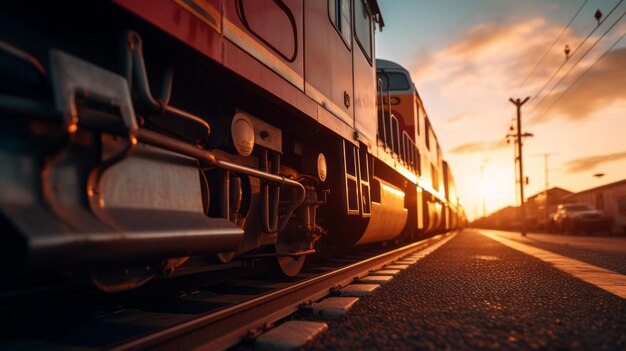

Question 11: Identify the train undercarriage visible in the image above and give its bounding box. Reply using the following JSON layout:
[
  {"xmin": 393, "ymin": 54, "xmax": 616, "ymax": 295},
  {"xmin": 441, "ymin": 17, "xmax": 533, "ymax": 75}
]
[{"xmin": 0, "ymin": 2, "xmax": 455, "ymax": 293}]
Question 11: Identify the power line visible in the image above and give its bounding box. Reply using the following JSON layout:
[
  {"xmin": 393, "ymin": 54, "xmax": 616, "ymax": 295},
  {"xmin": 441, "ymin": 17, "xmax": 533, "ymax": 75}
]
[
  {"xmin": 514, "ymin": 0, "xmax": 589, "ymax": 94},
  {"xmin": 501, "ymin": 0, "xmax": 621, "ymax": 140},
  {"xmin": 528, "ymin": 10, "xmax": 626, "ymax": 125},
  {"xmin": 501, "ymin": 0, "xmax": 590, "ymax": 144},
  {"xmin": 531, "ymin": 28, "xmax": 626, "ymax": 123},
  {"xmin": 527, "ymin": 0, "xmax": 625, "ymax": 114}
]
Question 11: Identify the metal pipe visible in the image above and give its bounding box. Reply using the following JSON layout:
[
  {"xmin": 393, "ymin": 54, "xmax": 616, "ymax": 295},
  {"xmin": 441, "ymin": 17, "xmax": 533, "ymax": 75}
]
[
  {"xmin": 261, "ymin": 149, "xmax": 279, "ymax": 234},
  {"xmin": 138, "ymin": 128, "xmax": 217, "ymax": 164},
  {"xmin": 159, "ymin": 66, "xmax": 174, "ymax": 104},
  {"xmin": 126, "ymin": 32, "xmax": 161, "ymax": 112},
  {"xmin": 237, "ymin": 249, "xmax": 316, "ymax": 259},
  {"xmin": 137, "ymin": 128, "xmax": 307, "ymax": 220},
  {"xmin": 0, "ymin": 40, "xmax": 46, "ymax": 79},
  {"xmin": 164, "ymin": 105, "xmax": 210, "ymax": 133},
  {"xmin": 0, "ymin": 94, "xmax": 58, "ymax": 120},
  {"xmin": 125, "ymin": 32, "xmax": 210, "ymax": 138}
]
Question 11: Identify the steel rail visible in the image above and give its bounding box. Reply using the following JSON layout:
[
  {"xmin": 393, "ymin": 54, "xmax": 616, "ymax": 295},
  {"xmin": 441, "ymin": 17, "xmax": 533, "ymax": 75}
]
[{"xmin": 110, "ymin": 233, "xmax": 452, "ymax": 351}]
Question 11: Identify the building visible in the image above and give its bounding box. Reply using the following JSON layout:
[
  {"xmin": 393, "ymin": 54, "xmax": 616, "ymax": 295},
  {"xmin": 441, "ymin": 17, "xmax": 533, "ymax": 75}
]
[
  {"xmin": 472, "ymin": 205, "xmax": 519, "ymax": 230},
  {"xmin": 473, "ymin": 180, "xmax": 626, "ymax": 235}
]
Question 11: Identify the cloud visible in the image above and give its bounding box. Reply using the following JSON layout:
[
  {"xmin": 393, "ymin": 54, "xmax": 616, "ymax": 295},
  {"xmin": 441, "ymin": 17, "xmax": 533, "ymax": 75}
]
[
  {"xmin": 532, "ymin": 48, "xmax": 626, "ymax": 123},
  {"xmin": 446, "ymin": 20, "xmax": 540, "ymax": 58},
  {"xmin": 449, "ymin": 139, "xmax": 508, "ymax": 154},
  {"xmin": 563, "ymin": 152, "xmax": 626, "ymax": 173},
  {"xmin": 410, "ymin": 17, "xmax": 626, "ymax": 125},
  {"xmin": 446, "ymin": 111, "xmax": 477, "ymax": 125},
  {"xmin": 411, "ymin": 18, "xmax": 571, "ymax": 89}
]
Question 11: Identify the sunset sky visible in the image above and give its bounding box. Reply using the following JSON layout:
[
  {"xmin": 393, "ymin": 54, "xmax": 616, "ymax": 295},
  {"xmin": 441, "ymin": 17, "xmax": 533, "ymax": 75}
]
[{"xmin": 376, "ymin": 0, "xmax": 626, "ymax": 220}]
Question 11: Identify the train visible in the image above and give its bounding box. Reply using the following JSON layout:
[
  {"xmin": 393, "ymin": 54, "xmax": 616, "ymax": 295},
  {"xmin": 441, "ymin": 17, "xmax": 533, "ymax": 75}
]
[{"xmin": 0, "ymin": 1, "xmax": 464, "ymax": 292}]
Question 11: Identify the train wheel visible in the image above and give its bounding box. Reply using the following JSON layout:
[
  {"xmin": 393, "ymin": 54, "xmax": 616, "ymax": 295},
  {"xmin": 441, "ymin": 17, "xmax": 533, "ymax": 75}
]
[
  {"xmin": 91, "ymin": 263, "xmax": 157, "ymax": 292},
  {"xmin": 267, "ymin": 241, "xmax": 306, "ymax": 277}
]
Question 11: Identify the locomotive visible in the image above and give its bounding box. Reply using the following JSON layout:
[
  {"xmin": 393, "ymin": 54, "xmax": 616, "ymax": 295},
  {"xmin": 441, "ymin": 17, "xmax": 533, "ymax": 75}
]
[{"xmin": 0, "ymin": 1, "xmax": 463, "ymax": 292}]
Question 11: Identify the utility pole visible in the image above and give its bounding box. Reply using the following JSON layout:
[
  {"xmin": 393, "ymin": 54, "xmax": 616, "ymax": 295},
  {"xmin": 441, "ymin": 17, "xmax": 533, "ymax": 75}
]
[
  {"xmin": 533, "ymin": 153, "xmax": 556, "ymax": 229},
  {"xmin": 507, "ymin": 122, "xmax": 531, "ymax": 207},
  {"xmin": 509, "ymin": 97, "xmax": 530, "ymax": 236},
  {"xmin": 542, "ymin": 153, "xmax": 549, "ymax": 231},
  {"xmin": 480, "ymin": 162, "xmax": 486, "ymax": 218},
  {"xmin": 542, "ymin": 154, "xmax": 549, "ymax": 191},
  {"xmin": 534, "ymin": 153, "xmax": 557, "ymax": 193},
  {"xmin": 513, "ymin": 142, "xmax": 519, "ymax": 206}
]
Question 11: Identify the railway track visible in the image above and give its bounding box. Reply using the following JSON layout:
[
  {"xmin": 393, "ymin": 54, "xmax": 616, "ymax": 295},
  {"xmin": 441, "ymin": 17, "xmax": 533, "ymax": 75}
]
[{"xmin": 1, "ymin": 233, "xmax": 454, "ymax": 351}]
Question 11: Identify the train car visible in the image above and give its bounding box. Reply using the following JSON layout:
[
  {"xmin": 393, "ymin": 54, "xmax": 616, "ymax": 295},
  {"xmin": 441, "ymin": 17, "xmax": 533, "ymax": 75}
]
[
  {"xmin": 375, "ymin": 59, "xmax": 453, "ymax": 235},
  {"xmin": 443, "ymin": 160, "xmax": 462, "ymax": 231},
  {"xmin": 0, "ymin": 1, "xmax": 461, "ymax": 293}
]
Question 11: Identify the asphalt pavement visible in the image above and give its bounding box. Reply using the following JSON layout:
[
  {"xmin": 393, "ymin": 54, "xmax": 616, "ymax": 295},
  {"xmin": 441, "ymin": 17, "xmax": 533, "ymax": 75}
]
[
  {"xmin": 303, "ymin": 229, "xmax": 626, "ymax": 350},
  {"xmin": 499, "ymin": 231, "xmax": 626, "ymax": 275}
]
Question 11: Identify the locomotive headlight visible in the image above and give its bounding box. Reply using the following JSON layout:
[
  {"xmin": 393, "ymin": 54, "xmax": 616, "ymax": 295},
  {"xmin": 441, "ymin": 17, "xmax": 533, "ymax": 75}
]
[
  {"xmin": 231, "ymin": 112, "xmax": 255, "ymax": 156},
  {"xmin": 317, "ymin": 153, "xmax": 327, "ymax": 182}
]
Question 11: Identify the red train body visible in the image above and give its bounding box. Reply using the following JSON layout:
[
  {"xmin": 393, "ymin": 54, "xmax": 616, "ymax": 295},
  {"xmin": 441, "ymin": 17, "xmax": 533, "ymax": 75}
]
[{"xmin": 0, "ymin": 1, "xmax": 463, "ymax": 291}]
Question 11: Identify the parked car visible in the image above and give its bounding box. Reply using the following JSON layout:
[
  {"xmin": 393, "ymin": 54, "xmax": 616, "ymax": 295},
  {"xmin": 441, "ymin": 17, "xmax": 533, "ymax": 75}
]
[{"xmin": 551, "ymin": 203, "xmax": 612, "ymax": 234}]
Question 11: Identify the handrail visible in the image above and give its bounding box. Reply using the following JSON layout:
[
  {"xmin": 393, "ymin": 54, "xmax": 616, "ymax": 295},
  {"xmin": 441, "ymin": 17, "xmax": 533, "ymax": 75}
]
[
  {"xmin": 0, "ymin": 39, "xmax": 46, "ymax": 80},
  {"xmin": 399, "ymin": 130, "xmax": 419, "ymax": 173},
  {"xmin": 401, "ymin": 131, "xmax": 408, "ymax": 166},
  {"xmin": 386, "ymin": 88, "xmax": 393, "ymax": 151},
  {"xmin": 376, "ymin": 78, "xmax": 386, "ymax": 146},
  {"xmin": 125, "ymin": 31, "xmax": 210, "ymax": 145},
  {"xmin": 390, "ymin": 114, "xmax": 399, "ymax": 156}
]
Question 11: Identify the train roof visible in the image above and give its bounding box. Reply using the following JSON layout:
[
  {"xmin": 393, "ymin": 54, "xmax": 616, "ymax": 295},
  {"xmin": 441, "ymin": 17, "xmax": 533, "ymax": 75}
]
[
  {"xmin": 376, "ymin": 59, "xmax": 408, "ymax": 71},
  {"xmin": 369, "ymin": 0, "xmax": 385, "ymax": 29},
  {"xmin": 376, "ymin": 59, "xmax": 433, "ymax": 118},
  {"xmin": 376, "ymin": 59, "xmax": 415, "ymax": 95}
]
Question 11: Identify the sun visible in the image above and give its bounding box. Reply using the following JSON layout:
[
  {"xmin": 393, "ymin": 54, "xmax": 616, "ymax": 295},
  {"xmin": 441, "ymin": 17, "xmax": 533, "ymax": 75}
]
[{"xmin": 481, "ymin": 161, "xmax": 516, "ymax": 214}]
